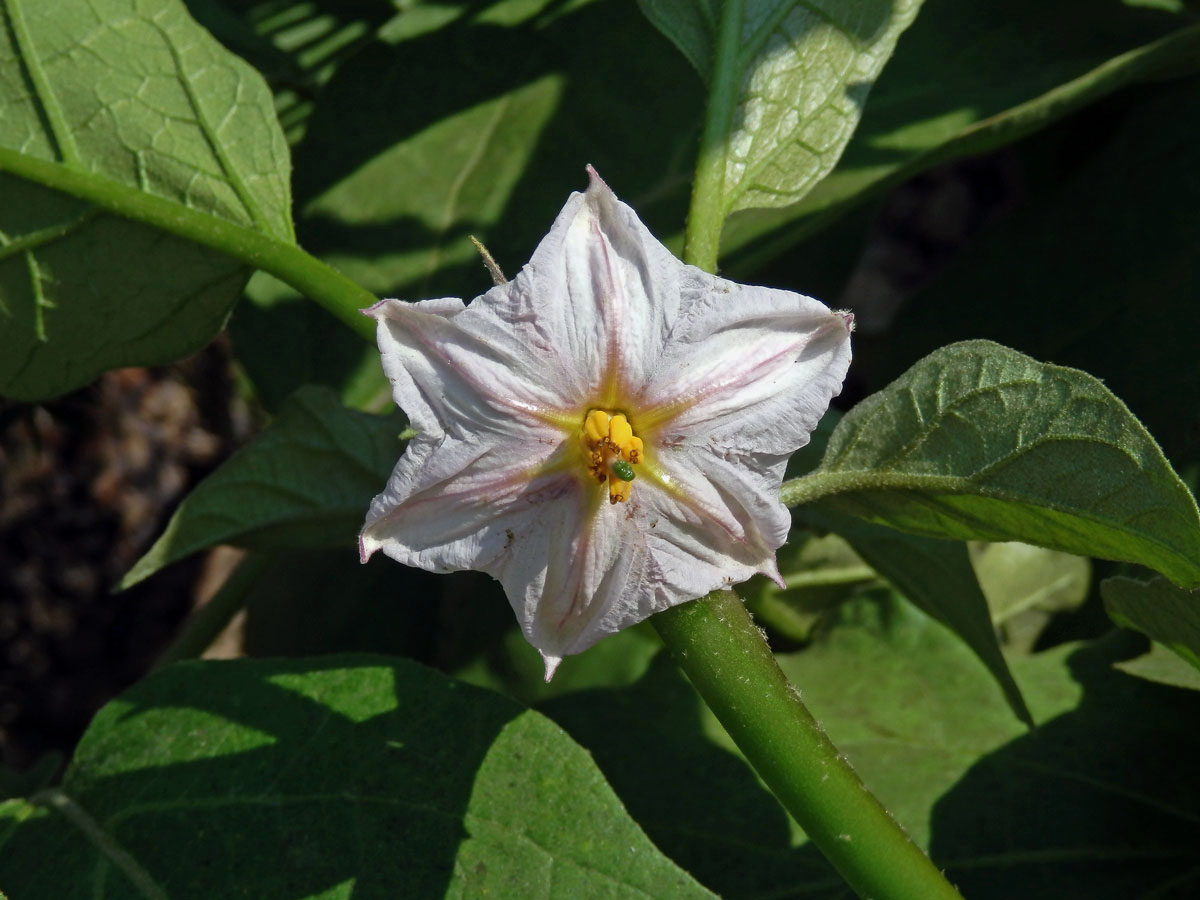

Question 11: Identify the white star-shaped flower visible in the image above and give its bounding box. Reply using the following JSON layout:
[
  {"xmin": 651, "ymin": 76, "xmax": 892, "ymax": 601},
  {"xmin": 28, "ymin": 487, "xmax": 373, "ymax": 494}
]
[{"xmin": 361, "ymin": 167, "xmax": 853, "ymax": 678}]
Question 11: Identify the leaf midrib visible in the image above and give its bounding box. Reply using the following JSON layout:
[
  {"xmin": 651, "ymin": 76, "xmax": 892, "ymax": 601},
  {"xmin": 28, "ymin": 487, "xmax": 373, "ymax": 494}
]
[
  {"xmin": 780, "ymin": 470, "xmax": 1194, "ymax": 571},
  {"xmin": 154, "ymin": 17, "xmax": 274, "ymax": 235},
  {"xmin": 3, "ymin": 0, "xmax": 81, "ymax": 165}
]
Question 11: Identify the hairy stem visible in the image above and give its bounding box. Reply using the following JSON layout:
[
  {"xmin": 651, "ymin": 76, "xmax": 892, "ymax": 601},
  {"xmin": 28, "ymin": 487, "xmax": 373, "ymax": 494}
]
[{"xmin": 653, "ymin": 592, "xmax": 963, "ymax": 900}]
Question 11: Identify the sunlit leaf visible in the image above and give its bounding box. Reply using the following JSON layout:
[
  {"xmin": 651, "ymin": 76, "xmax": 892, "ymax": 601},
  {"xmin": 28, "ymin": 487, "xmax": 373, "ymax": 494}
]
[
  {"xmin": 971, "ymin": 541, "xmax": 1090, "ymax": 653},
  {"xmin": 641, "ymin": 0, "xmax": 922, "ymax": 216},
  {"xmin": 1114, "ymin": 642, "xmax": 1200, "ymax": 692},
  {"xmin": 0, "ymin": 657, "xmax": 716, "ymax": 899},
  {"xmin": 742, "ymin": 530, "xmax": 875, "ymax": 643},
  {"xmin": 785, "ymin": 341, "xmax": 1200, "ymax": 587},
  {"xmin": 0, "ymin": 0, "xmax": 293, "ymax": 399}
]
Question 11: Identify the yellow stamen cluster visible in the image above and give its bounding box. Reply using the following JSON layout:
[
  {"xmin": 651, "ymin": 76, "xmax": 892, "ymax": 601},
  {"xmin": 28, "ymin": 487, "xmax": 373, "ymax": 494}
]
[{"xmin": 581, "ymin": 409, "xmax": 644, "ymax": 503}]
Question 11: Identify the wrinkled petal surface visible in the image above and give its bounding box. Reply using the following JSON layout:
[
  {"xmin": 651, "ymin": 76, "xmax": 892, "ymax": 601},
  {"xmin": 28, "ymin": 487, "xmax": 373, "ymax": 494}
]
[{"xmin": 361, "ymin": 167, "xmax": 852, "ymax": 678}]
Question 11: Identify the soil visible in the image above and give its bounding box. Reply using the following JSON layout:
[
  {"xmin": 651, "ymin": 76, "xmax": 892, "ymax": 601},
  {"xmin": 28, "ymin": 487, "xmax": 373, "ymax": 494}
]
[{"xmin": 0, "ymin": 341, "xmax": 247, "ymax": 772}]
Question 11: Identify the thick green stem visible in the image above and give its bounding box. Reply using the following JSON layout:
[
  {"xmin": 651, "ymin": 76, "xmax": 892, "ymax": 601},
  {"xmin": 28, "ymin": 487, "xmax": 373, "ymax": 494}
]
[
  {"xmin": 682, "ymin": 0, "xmax": 744, "ymax": 272},
  {"xmin": 154, "ymin": 552, "xmax": 273, "ymax": 669},
  {"xmin": 671, "ymin": 14, "xmax": 962, "ymax": 887},
  {"xmin": 653, "ymin": 592, "xmax": 962, "ymax": 900},
  {"xmin": 0, "ymin": 146, "xmax": 377, "ymax": 339}
]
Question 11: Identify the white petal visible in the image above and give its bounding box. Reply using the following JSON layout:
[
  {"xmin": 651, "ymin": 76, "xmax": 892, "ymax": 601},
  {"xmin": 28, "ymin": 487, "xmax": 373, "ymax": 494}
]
[
  {"xmin": 365, "ymin": 296, "xmax": 573, "ymax": 439},
  {"xmin": 641, "ymin": 446, "xmax": 788, "ymax": 588},
  {"xmin": 493, "ymin": 494, "xmax": 653, "ymax": 671},
  {"xmin": 475, "ymin": 167, "xmax": 682, "ymax": 403},
  {"xmin": 641, "ymin": 271, "xmax": 853, "ymax": 456},
  {"xmin": 360, "ymin": 428, "xmax": 574, "ymax": 573}
]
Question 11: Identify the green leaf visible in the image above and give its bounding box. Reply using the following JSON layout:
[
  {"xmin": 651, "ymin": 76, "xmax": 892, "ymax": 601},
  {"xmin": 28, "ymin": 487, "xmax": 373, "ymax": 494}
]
[
  {"xmin": 1103, "ymin": 574, "xmax": 1200, "ymax": 677},
  {"xmin": 722, "ymin": 1, "xmax": 1200, "ymax": 261},
  {"xmin": 657, "ymin": 0, "xmax": 922, "ymax": 217},
  {"xmin": 799, "ymin": 504, "xmax": 1032, "ymax": 726},
  {"xmin": 543, "ymin": 601, "xmax": 1200, "ymax": 899},
  {"xmin": 635, "ymin": 0, "xmax": 717, "ymax": 81},
  {"xmin": 231, "ymin": 271, "xmax": 391, "ymax": 412},
  {"xmin": 121, "ymin": 386, "xmax": 402, "ymax": 587},
  {"xmin": 1113, "ymin": 642, "xmax": 1200, "ymax": 692},
  {"xmin": 784, "ymin": 341, "xmax": 1200, "ymax": 588},
  {"xmin": 0, "ymin": 0, "xmax": 294, "ymax": 399},
  {"xmin": 0, "ymin": 656, "xmax": 716, "ymax": 899}
]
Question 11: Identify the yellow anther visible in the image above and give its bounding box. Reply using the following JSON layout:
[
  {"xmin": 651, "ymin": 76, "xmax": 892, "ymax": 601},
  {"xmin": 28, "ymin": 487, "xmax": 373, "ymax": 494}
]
[
  {"xmin": 584, "ymin": 409, "xmax": 611, "ymax": 445},
  {"xmin": 609, "ymin": 414, "xmax": 633, "ymax": 450},
  {"xmin": 626, "ymin": 436, "xmax": 644, "ymax": 463},
  {"xmin": 609, "ymin": 477, "xmax": 633, "ymax": 504},
  {"xmin": 580, "ymin": 408, "xmax": 643, "ymax": 503}
]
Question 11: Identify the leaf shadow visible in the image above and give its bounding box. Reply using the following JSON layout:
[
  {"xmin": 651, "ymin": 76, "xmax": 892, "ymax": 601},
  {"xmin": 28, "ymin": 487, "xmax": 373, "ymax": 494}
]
[
  {"xmin": 928, "ymin": 632, "xmax": 1200, "ymax": 899},
  {"xmin": 290, "ymin": 0, "xmax": 702, "ymax": 286},
  {"xmin": 539, "ymin": 654, "xmax": 852, "ymax": 900},
  {"xmin": 45, "ymin": 656, "xmax": 524, "ymax": 899}
]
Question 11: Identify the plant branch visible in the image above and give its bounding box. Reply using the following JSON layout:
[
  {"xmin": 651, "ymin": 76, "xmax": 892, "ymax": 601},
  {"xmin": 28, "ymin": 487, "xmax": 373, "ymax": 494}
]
[
  {"xmin": 0, "ymin": 146, "xmax": 377, "ymax": 340},
  {"xmin": 652, "ymin": 591, "xmax": 963, "ymax": 900}
]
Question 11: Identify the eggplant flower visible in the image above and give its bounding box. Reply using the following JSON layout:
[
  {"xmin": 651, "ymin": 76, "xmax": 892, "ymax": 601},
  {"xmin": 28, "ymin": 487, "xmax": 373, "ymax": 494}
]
[{"xmin": 360, "ymin": 167, "xmax": 853, "ymax": 678}]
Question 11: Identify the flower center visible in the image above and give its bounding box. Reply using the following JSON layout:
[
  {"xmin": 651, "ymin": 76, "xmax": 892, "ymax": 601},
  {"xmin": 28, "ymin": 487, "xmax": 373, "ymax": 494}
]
[{"xmin": 581, "ymin": 409, "xmax": 644, "ymax": 504}]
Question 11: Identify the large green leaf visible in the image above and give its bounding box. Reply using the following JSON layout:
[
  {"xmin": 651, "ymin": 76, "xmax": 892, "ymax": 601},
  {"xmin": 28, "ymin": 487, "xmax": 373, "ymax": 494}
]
[
  {"xmin": 542, "ymin": 600, "xmax": 1200, "ymax": 899},
  {"xmin": 0, "ymin": 0, "xmax": 293, "ymax": 399},
  {"xmin": 121, "ymin": 386, "xmax": 403, "ymax": 587},
  {"xmin": 721, "ymin": 0, "xmax": 1200, "ymax": 262},
  {"xmin": 0, "ymin": 656, "xmax": 716, "ymax": 899},
  {"xmin": 784, "ymin": 341, "xmax": 1200, "ymax": 587},
  {"xmin": 1103, "ymin": 575, "xmax": 1200, "ymax": 676},
  {"xmin": 798, "ymin": 504, "xmax": 1032, "ymax": 726},
  {"xmin": 640, "ymin": 0, "xmax": 922, "ymax": 216}
]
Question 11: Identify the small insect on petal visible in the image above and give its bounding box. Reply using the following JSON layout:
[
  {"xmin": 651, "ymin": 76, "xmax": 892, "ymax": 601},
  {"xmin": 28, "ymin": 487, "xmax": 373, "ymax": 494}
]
[{"xmin": 611, "ymin": 459, "xmax": 636, "ymax": 482}]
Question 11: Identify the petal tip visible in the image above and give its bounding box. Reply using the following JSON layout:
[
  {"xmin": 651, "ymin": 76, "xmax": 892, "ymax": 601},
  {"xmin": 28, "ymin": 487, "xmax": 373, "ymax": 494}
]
[
  {"xmin": 541, "ymin": 652, "xmax": 563, "ymax": 682},
  {"xmin": 835, "ymin": 309, "xmax": 856, "ymax": 333},
  {"xmin": 358, "ymin": 533, "xmax": 376, "ymax": 565},
  {"xmin": 584, "ymin": 164, "xmax": 616, "ymax": 202},
  {"xmin": 765, "ymin": 557, "xmax": 786, "ymax": 590},
  {"xmin": 362, "ymin": 297, "xmax": 393, "ymax": 319},
  {"xmin": 584, "ymin": 163, "xmax": 606, "ymax": 188}
]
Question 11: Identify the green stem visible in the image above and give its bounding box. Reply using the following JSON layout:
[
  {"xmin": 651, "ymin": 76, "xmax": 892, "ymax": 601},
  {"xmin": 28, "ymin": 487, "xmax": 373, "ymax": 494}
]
[
  {"xmin": 672, "ymin": 15, "xmax": 962, "ymax": 886},
  {"xmin": 653, "ymin": 592, "xmax": 963, "ymax": 900},
  {"xmin": 681, "ymin": 0, "xmax": 744, "ymax": 272},
  {"xmin": 0, "ymin": 146, "xmax": 376, "ymax": 340},
  {"xmin": 154, "ymin": 552, "xmax": 273, "ymax": 669}
]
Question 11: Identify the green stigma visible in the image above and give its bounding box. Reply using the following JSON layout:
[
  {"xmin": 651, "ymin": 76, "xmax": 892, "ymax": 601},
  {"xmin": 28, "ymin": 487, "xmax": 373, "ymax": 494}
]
[{"xmin": 611, "ymin": 459, "xmax": 636, "ymax": 482}]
